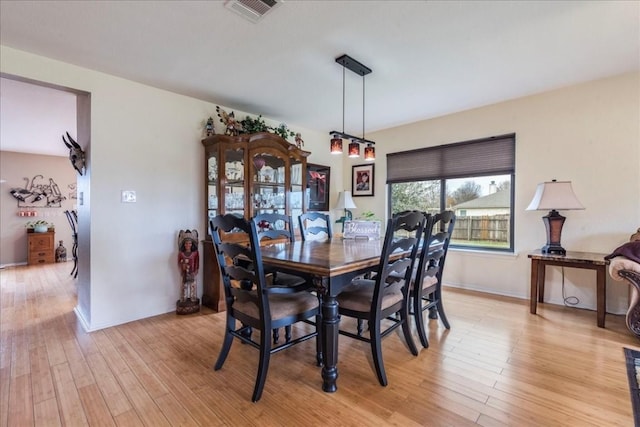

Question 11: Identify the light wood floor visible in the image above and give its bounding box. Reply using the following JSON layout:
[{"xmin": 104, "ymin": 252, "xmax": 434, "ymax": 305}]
[{"xmin": 1, "ymin": 263, "xmax": 639, "ymax": 426}]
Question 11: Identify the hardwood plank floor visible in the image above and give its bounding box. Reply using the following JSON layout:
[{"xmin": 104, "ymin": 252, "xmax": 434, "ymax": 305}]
[{"xmin": 1, "ymin": 262, "xmax": 638, "ymax": 426}]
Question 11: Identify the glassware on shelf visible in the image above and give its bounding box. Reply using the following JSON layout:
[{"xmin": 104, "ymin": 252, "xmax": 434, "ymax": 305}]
[
  {"xmin": 262, "ymin": 193, "xmax": 274, "ymax": 208},
  {"xmin": 208, "ymin": 157, "xmax": 218, "ymax": 181},
  {"xmin": 274, "ymin": 193, "xmax": 285, "ymax": 208},
  {"xmin": 291, "ymin": 164, "xmax": 301, "ymax": 185},
  {"xmin": 208, "ymin": 194, "xmax": 218, "ymax": 209},
  {"xmin": 291, "ymin": 191, "xmax": 302, "ymax": 209},
  {"xmin": 225, "ymin": 192, "xmax": 244, "ymax": 210},
  {"xmin": 225, "ymin": 161, "xmax": 244, "ymax": 181}
]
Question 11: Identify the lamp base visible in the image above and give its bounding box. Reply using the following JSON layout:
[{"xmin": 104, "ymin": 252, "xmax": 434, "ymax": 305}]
[
  {"xmin": 541, "ymin": 244, "xmax": 566, "ymax": 255},
  {"xmin": 541, "ymin": 209, "xmax": 567, "ymax": 255},
  {"xmin": 336, "ymin": 209, "xmax": 353, "ymax": 232}
]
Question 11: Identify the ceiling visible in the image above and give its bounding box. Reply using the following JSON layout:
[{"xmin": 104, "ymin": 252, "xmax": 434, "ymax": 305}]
[{"xmin": 1, "ymin": 1, "xmax": 638, "ymax": 156}]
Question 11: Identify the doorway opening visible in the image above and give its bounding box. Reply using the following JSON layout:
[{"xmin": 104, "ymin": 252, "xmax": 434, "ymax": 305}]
[{"xmin": 0, "ymin": 72, "xmax": 92, "ymax": 326}]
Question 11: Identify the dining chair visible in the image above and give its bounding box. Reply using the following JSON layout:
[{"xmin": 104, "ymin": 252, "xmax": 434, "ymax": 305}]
[
  {"xmin": 253, "ymin": 213, "xmax": 314, "ymax": 344},
  {"xmin": 209, "ymin": 214, "xmax": 320, "ymax": 402},
  {"xmin": 298, "ymin": 212, "xmax": 332, "ymax": 241},
  {"xmin": 411, "ymin": 210, "xmax": 456, "ymax": 348},
  {"xmin": 336, "ymin": 210, "xmax": 424, "ymax": 386}
]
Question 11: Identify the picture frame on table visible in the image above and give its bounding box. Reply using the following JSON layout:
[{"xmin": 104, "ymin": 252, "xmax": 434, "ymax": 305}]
[
  {"xmin": 352, "ymin": 164, "xmax": 374, "ymax": 197},
  {"xmin": 306, "ymin": 163, "xmax": 330, "ymax": 211}
]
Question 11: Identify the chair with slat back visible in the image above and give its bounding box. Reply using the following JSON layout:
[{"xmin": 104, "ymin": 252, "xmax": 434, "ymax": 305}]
[
  {"xmin": 411, "ymin": 210, "xmax": 455, "ymax": 348},
  {"xmin": 209, "ymin": 214, "xmax": 320, "ymax": 402},
  {"xmin": 253, "ymin": 213, "xmax": 316, "ymax": 345},
  {"xmin": 298, "ymin": 212, "xmax": 332, "ymax": 241},
  {"xmin": 336, "ymin": 210, "xmax": 424, "ymax": 386}
]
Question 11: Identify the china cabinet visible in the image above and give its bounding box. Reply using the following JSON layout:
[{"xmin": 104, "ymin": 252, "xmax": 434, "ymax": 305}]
[{"xmin": 201, "ymin": 132, "xmax": 310, "ymax": 311}]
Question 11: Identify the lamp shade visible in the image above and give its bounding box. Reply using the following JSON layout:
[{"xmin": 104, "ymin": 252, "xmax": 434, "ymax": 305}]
[
  {"xmin": 330, "ymin": 137, "xmax": 343, "ymax": 154},
  {"xmin": 348, "ymin": 141, "xmax": 360, "ymax": 158},
  {"xmin": 335, "ymin": 191, "xmax": 357, "ymax": 210},
  {"xmin": 364, "ymin": 145, "xmax": 375, "ymax": 161},
  {"xmin": 526, "ymin": 180, "xmax": 584, "ymax": 211}
]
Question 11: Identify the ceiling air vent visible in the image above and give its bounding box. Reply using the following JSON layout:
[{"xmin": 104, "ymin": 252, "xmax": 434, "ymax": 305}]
[{"xmin": 224, "ymin": 0, "xmax": 281, "ymax": 23}]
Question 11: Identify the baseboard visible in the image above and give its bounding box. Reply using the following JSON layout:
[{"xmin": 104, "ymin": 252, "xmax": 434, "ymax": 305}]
[
  {"xmin": 73, "ymin": 306, "xmax": 92, "ymax": 332},
  {"xmin": 444, "ymin": 282, "xmax": 626, "ymax": 316},
  {"xmin": 0, "ymin": 262, "xmax": 28, "ymax": 269}
]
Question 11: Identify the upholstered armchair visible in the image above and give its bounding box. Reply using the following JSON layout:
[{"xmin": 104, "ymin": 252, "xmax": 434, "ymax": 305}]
[{"xmin": 607, "ymin": 229, "xmax": 640, "ymax": 337}]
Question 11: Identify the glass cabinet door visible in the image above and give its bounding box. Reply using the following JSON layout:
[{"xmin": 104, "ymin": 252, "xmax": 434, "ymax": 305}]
[
  {"xmin": 290, "ymin": 159, "xmax": 304, "ymax": 232},
  {"xmin": 251, "ymin": 150, "xmax": 286, "ymax": 217},
  {"xmin": 223, "ymin": 146, "xmax": 245, "ymax": 221},
  {"xmin": 207, "ymin": 151, "xmax": 219, "ymax": 227}
]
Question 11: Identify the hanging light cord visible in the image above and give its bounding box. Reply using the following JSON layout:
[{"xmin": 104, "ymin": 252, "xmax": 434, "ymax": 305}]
[
  {"xmin": 342, "ymin": 66, "xmax": 345, "ymax": 134},
  {"xmin": 362, "ymin": 73, "xmax": 365, "ymax": 140}
]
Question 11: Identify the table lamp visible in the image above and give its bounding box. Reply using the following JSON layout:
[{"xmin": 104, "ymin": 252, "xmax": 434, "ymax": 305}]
[
  {"xmin": 334, "ymin": 190, "xmax": 357, "ymax": 232},
  {"xmin": 526, "ymin": 179, "xmax": 584, "ymax": 255}
]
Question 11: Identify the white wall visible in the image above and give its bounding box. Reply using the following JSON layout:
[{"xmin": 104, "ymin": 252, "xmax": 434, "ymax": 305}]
[
  {"xmin": 366, "ymin": 71, "xmax": 640, "ymax": 314},
  {"xmin": 1, "ymin": 46, "xmax": 338, "ymax": 330},
  {"xmin": 0, "ymin": 152, "xmax": 78, "ymax": 266}
]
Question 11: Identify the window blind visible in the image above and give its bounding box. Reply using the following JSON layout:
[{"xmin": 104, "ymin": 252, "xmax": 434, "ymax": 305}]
[{"xmin": 386, "ymin": 134, "xmax": 515, "ymax": 183}]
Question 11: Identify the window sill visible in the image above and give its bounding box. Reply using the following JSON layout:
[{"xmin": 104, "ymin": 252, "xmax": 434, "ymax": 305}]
[{"xmin": 449, "ymin": 247, "xmax": 517, "ymax": 258}]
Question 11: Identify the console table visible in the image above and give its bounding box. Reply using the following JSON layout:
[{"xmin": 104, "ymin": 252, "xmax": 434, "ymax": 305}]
[{"xmin": 528, "ymin": 250, "xmax": 609, "ymax": 327}]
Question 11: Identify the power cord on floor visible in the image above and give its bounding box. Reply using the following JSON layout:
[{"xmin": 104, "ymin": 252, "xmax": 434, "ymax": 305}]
[{"xmin": 561, "ymin": 266, "xmax": 580, "ymax": 306}]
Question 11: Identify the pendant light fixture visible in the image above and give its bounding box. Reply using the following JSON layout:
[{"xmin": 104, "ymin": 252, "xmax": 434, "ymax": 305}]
[{"xmin": 330, "ymin": 54, "xmax": 375, "ymax": 161}]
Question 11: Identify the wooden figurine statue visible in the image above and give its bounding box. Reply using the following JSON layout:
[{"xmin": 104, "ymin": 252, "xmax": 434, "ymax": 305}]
[
  {"xmin": 205, "ymin": 116, "xmax": 215, "ymax": 136},
  {"xmin": 177, "ymin": 229, "xmax": 200, "ymax": 314},
  {"xmin": 216, "ymin": 106, "xmax": 243, "ymax": 136}
]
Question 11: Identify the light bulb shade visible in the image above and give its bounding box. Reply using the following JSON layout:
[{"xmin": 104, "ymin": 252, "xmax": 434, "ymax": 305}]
[
  {"xmin": 348, "ymin": 141, "xmax": 360, "ymax": 158},
  {"xmin": 335, "ymin": 191, "xmax": 357, "ymax": 209},
  {"xmin": 364, "ymin": 145, "xmax": 375, "ymax": 161},
  {"xmin": 526, "ymin": 181, "xmax": 584, "ymax": 211},
  {"xmin": 330, "ymin": 137, "xmax": 343, "ymax": 154}
]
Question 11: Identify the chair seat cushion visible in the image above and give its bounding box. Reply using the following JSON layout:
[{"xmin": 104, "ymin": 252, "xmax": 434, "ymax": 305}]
[
  {"xmin": 234, "ymin": 291, "xmax": 318, "ymax": 321},
  {"xmin": 271, "ymin": 272, "xmax": 308, "ymax": 287},
  {"xmin": 337, "ymin": 279, "xmax": 403, "ymax": 312},
  {"xmin": 410, "ymin": 274, "xmax": 438, "ymax": 291}
]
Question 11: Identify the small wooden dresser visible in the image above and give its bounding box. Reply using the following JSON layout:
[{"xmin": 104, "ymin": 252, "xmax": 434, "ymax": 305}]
[{"xmin": 28, "ymin": 231, "xmax": 55, "ymax": 265}]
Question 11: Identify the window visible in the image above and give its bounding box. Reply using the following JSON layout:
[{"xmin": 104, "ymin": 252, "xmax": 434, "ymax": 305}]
[{"xmin": 387, "ymin": 134, "xmax": 515, "ymax": 252}]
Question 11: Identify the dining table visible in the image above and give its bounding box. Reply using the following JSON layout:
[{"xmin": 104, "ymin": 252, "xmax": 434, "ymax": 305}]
[{"xmin": 260, "ymin": 237, "xmax": 388, "ymax": 393}]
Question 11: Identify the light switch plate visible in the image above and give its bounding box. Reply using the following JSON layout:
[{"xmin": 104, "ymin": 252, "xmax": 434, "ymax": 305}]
[{"xmin": 121, "ymin": 190, "xmax": 136, "ymax": 203}]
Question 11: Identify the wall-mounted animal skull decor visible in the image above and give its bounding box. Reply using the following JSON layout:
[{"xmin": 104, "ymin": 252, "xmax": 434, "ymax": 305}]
[{"xmin": 62, "ymin": 132, "xmax": 86, "ymax": 176}]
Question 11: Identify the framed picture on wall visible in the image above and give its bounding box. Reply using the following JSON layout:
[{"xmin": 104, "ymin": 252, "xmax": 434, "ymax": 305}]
[
  {"xmin": 306, "ymin": 163, "xmax": 330, "ymax": 211},
  {"xmin": 352, "ymin": 164, "xmax": 374, "ymax": 197}
]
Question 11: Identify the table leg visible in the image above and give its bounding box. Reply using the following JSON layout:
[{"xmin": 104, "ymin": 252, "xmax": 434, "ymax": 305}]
[
  {"xmin": 530, "ymin": 258, "xmax": 539, "ymax": 314},
  {"xmin": 597, "ymin": 265, "xmax": 606, "ymax": 328},
  {"xmin": 321, "ymin": 292, "xmax": 339, "ymax": 392},
  {"xmin": 538, "ymin": 261, "xmax": 546, "ymax": 303}
]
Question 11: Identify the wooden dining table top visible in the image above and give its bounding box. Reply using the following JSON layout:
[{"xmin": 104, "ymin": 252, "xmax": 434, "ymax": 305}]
[{"xmin": 259, "ymin": 238, "xmax": 387, "ymax": 277}]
